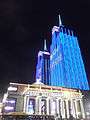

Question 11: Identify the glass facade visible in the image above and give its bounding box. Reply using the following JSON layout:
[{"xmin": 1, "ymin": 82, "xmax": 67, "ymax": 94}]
[
  {"xmin": 36, "ymin": 51, "xmax": 50, "ymax": 85},
  {"xmin": 50, "ymin": 26, "xmax": 89, "ymax": 90}
]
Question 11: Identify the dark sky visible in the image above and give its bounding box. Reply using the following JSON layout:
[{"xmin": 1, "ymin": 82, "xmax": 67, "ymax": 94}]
[{"xmin": 0, "ymin": 0, "xmax": 90, "ymax": 93}]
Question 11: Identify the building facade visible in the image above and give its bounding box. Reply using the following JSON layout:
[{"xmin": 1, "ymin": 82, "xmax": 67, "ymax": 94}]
[
  {"xmin": 50, "ymin": 26, "xmax": 89, "ymax": 90},
  {"xmin": 2, "ymin": 82, "xmax": 86, "ymax": 119},
  {"xmin": 1, "ymin": 16, "xmax": 89, "ymax": 120}
]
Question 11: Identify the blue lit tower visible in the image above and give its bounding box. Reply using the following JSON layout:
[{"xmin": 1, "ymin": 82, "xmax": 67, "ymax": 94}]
[
  {"xmin": 36, "ymin": 40, "xmax": 50, "ymax": 85},
  {"xmin": 50, "ymin": 15, "xmax": 89, "ymax": 90}
]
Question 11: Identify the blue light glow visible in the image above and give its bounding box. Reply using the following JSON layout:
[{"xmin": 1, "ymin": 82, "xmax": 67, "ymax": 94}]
[{"xmin": 50, "ymin": 26, "xmax": 89, "ymax": 90}]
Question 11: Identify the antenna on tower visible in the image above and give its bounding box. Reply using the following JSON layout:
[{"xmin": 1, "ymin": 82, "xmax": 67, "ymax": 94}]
[
  {"xmin": 44, "ymin": 39, "xmax": 47, "ymax": 51},
  {"xmin": 59, "ymin": 14, "xmax": 62, "ymax": 27}
]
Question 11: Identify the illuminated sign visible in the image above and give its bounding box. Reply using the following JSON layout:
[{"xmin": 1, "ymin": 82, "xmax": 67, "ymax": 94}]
[{"xmin": 26, "ymin": 90, "xmax": 62, "ymax": 98}]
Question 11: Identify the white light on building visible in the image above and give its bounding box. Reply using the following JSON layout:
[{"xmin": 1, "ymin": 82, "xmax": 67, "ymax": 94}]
[
  {"xmin": 5, "ymin": 106, "xmax": 14, "ymax": 111},
  {"xmin": 8, "ymin": 86, "xmax": 17, "ymax": 91}
]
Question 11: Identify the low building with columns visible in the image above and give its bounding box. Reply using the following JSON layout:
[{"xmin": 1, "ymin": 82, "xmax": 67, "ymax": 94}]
[{"xmin": 2, "ymin": 82, "xmax": 85, "ymax": 119}]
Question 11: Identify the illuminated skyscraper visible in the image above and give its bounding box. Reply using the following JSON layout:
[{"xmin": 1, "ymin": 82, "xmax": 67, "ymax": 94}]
[
  {"xmin": 50, "ymin": 16, "xmax": 89, "ymax": 90},
  {"xmin": 36, "ymin": 40, "xmax": 50, "ymax": 85}
]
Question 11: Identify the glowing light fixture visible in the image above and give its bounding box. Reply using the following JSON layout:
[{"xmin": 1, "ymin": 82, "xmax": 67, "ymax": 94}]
[
  {"xmin": 6, "ymin": 100, "xmax": 15, "ymax": 104},
  {"xmin": 5, "ymin": 106, "xmax": 14, "ymax": 110},
  {"xmin": 8, "ymin": 86, "xmax": 17, "ymax": 91}
]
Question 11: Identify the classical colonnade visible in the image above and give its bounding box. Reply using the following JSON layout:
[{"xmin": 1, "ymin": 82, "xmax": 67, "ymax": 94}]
[{"xmin": 24, "ymin": 96, "xmax": 85, "ymax": 119}]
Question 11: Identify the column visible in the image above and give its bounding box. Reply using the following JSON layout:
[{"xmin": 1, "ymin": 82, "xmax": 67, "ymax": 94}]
[
  {"xmin": 74, "ymin": 100, "xmax": 78, "ymax": 119},
  {"xmin": 46, "ymin": 98, "xmax": 49, "ymax": 115},
  {"xmin": 23, "ymin": 95, "xmax": 27, "ymax": 112},
  {"xmin": 38, "ymin": 98, "xmax": 41, "ymax": 115},
  {"xmin": 60, "ymin": 100, "xmax": 63, "ymax": 118},
  {"xmin": 26, "ymin": 96, "xmax": 29, "ymax": 113},
  {"xmin": 56, "ymin": 99, "xmax": 59, "ymax": 116},
  {"xmin": 71, "ymin": 99, "xmax": 76, "ymax": 118},
  {"xmin": 61, "ymin": 100, "xmax": 65, "ymax": 119},
  {"xmin": 35, "ymin": 97, "xmax": 39, "ymax": 114},
  {"xmin": 65, "ymin": 100, "xmax": 69, "ymax": 119},
  {"xmin": 80, "ymin": 99, "xmax": 85, "ymax": 119},
  {"xmin": 59, "ymin": 99, "xmax": 62, "ymax": 117},
  {"xmin": 49, "ymin": 99, "xmax": 51, "ymax": 115}
]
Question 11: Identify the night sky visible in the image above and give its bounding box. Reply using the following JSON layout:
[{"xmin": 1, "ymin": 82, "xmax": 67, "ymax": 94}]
[{"xmin": 0, "ymin": 0, "xmax": 90, "ymax": 94}]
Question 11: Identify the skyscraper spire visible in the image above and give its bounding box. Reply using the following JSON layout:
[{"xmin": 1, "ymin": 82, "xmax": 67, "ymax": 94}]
[
  {"xmin": 59, "ymin": 14, "xmax": 62, "ymax": 27},
  {"xmin": 44, "ymin": 39, "xmax": 47, "ymax": 51}
]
